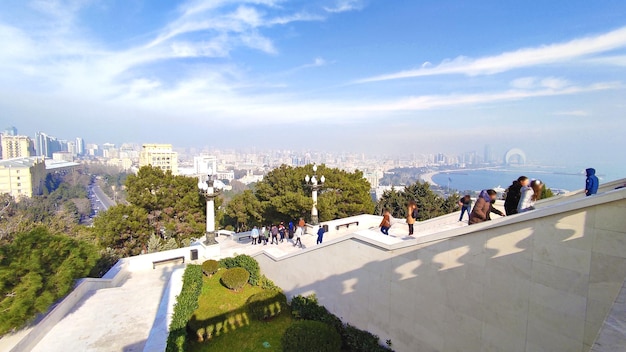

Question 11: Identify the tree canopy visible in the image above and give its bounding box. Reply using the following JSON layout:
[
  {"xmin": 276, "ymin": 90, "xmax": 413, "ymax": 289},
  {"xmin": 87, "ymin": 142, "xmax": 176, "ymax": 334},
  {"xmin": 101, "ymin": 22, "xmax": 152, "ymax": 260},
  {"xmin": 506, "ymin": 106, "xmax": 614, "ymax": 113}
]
[
  {"xmin": 223, "ymin": 164, "xmax": 375, "ymax": 227},
  {"xmin": 101, "ymin": 166, "xmax": 208, "ymax": 253},
  {"xmin": 0, "ymin": 228, "xmax": 99, "ymax": 335},
  {"xmin": 375, "ymin": 181, "xmax": 460, "ymax": 221}
]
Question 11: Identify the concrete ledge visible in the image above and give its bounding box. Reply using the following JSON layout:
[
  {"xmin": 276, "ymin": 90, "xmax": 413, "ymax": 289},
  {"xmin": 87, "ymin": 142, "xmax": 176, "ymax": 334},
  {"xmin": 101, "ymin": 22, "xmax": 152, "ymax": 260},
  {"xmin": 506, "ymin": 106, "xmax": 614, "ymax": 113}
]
[
  {"xmin": 7, "ymin": 240, "xmax": 219, "ymax": 352},
  {"xmin": 142, "ymin": 267, "xmax": 185, "ymax": 352}
]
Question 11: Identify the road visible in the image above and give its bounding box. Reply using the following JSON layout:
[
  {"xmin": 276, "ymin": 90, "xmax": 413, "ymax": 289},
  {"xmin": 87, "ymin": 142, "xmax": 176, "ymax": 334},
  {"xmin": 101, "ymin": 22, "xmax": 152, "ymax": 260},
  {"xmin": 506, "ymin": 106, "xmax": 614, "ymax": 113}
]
[{"xmin": 91, "ymin": 184, "xmax": 116, "ymax": 210}]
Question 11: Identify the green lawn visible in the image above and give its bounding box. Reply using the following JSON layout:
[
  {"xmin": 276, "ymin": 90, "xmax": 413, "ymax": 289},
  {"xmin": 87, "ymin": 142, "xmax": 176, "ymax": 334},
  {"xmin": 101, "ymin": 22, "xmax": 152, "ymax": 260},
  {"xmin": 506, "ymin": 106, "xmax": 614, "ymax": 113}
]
[{"xmin": 186, "ymin": 269, "xmax": 293, "ymax": 352}]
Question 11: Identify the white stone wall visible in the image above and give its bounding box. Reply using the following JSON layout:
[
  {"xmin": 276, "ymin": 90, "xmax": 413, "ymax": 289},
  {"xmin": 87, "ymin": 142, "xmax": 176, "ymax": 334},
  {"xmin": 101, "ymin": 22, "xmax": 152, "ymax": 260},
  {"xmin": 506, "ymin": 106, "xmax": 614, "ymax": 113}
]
[{"xmin": 255, "ymin": 188, "xmax": 626, "ymax": 352}]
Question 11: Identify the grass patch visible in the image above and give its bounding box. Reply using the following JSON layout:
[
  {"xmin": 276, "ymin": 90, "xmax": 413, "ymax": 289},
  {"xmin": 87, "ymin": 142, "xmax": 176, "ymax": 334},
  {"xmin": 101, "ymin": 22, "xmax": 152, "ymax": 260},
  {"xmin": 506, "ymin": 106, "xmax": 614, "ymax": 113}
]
[{"xmin": 187, "ymin": 269, "xmax": 293, "ymax": 352}]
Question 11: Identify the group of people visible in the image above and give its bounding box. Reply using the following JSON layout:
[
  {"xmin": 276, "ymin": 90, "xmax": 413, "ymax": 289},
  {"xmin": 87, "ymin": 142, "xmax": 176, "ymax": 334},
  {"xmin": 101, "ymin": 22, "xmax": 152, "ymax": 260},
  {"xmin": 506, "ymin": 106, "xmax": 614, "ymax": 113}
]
[
  {"xmin": 250, "ymin": 218, "xmax": 326, "ymax": 248},
  {"xmin": 379, "ymin": 167, "xmax": 601, "ymax": 233},
  {"xmin": 467, "ymin": 167, "xmax": 600, "ymax": 225},
  {"xmin": 379, "ymin": 201, "xmax": 418, "ymax": 236}
]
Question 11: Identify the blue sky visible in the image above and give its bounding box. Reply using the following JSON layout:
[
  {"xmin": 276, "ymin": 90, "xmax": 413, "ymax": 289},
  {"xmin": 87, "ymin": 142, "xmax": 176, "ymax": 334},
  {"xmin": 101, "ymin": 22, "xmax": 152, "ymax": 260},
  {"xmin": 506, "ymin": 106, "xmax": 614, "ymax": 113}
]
[{"xmin": 1, "ymin": 0, "xmax": 625, "ymax": 168}]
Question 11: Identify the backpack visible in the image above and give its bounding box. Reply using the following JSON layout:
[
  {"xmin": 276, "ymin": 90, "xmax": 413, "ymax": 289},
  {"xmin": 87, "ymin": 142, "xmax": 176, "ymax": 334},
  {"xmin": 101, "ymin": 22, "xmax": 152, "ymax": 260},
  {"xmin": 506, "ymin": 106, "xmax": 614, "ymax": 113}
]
[{"xmin": 411, "ymin": 208, "xmax": 418, "ymax": 219}]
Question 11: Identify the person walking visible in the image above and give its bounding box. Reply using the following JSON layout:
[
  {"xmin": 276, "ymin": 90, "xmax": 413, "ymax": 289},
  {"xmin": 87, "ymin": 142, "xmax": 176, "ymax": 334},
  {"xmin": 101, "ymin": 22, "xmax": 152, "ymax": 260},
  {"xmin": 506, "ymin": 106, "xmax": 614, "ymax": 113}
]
[
  {"xmin": 458, "ymin": 195, "xmax": 472, "ymax": 221},
  {"xmin": 294, "ymin": 226, "xmax": 303, "ymax": 248},
  {"xmin": 379, "ymin": 210, "xmax": 391, "ymax": 235},
  {"xmin": 504, "ymin": 176, "xmax": 529, "ymax": 215},
  {"xmin": 469, "ymin": 189, "xmax": 498, "ymax": 225},
  {"xmin": 316, "ymin": 226, "xmax": 325, "ymax": 244},
  {"xmin": 251, "ymin": 226, "xmax": 259, "ymax": 245},
  {"xmin": 585, "ymin": 168, "xmax": 599, "ymax": 196},
  {"xmin": 270, "ymin": 224, "xmax": 279, "ymax": 245},
  {"xmin": 260, "ymin": 226, "xmax": 267, "ymax": 245},
  {"xmin": 278, "ymin": 222, "xmax": 286, "ymax": 243},
  {"xmin": 517, "ymin": 179, "xmax": 544, "ymax": 213},
  {"xmin": 298, "ymin": 218, "xmax": 306, "ymax": 233},
  {"xmin": 407, "ymin": 201, "xmax": 417, "ymax": 236},
  {"xmin": 288, "ymin": 221, "xmax": 295, "ymax": 240}
]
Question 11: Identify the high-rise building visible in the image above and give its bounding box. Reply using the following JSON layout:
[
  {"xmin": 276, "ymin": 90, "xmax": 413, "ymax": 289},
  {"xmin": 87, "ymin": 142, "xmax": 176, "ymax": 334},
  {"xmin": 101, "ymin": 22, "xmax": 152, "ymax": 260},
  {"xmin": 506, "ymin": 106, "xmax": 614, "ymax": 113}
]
[
  {"xmin": 75, "ymin": 137, "xmax": 85, "ymax": 156},
  {"xmin": 0, "ymin": 156, "xmax": 46, "ymax": 199},
  {"xmin": 3, "ymin": 126, "xmax": 17, "ymax": 136},
  {"xmin": 139, "ymin": 144, "xmax": 178, "ymax": 175},
  {"xmin": 484, "ymin": 144, "xmax": 492, "ymax": 164},
  {"xmin": 1, "ymin": 135, "xmax": 36, "ymax": 159},
  {"xmin": 35, "ymin": 132, "xmax": 62, "ymax": 158}
]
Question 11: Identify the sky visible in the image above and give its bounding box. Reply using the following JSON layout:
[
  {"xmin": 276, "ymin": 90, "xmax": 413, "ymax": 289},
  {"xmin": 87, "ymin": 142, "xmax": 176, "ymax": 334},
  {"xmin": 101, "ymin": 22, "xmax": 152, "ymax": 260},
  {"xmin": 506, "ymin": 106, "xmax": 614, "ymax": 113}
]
[{"xmin": 0, "ymin": 0, "xmax": 625, "ymax": 170}]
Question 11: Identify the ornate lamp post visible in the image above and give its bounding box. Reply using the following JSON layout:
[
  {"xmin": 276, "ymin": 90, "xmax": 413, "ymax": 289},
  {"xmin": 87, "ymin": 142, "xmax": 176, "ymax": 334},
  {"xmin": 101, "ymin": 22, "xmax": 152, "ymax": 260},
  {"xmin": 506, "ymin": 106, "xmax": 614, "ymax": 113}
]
[
  {"xmin": 305, "ymin": 164, "xmax": 325, "ymax": 225},
  {"xmin": 198, "ymin": 167, "xmax": 222, "ymax": 245}
]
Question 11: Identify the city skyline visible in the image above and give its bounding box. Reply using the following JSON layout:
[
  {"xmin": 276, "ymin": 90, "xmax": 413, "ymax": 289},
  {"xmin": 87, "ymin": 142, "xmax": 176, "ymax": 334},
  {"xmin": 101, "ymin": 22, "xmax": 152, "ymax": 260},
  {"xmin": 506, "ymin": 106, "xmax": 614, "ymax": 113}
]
[{"xmin": 0, "ymin": 1, "xmax": 625, "ymax": 169}]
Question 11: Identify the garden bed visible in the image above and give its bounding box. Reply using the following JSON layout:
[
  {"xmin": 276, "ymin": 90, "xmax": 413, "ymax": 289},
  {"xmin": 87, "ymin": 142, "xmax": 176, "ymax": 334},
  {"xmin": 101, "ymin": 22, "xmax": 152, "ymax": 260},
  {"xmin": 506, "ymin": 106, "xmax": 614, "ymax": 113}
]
[{"xmin": 186, "ymin": 269, "xmax": 293, "ymax": 352}]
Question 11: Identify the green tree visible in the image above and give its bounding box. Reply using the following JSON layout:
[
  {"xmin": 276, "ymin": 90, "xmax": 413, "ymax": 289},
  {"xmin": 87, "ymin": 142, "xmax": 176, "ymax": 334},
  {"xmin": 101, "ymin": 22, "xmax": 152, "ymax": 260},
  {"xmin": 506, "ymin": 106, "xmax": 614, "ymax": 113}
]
[
  {"xmin": 92, "ymin": 204, "xmax": 152, "ymax": 256},
  {"xmin": 124, "ymin": 166, "xmax": 207, "ymax": 246},
  {"xmin": 376, "ymin": 181, "xmax": 460, "ymax": 221},
  {"xmin": 0, "ymin": 228, "xmax": 99, "ymax": 335},
  {"xmin": 223, "ymin": 190, "xmax": 262, "ymax": 231},
  {"xmin": 254, "ymin": 164, "xmax": 375, "ymax": 224}
]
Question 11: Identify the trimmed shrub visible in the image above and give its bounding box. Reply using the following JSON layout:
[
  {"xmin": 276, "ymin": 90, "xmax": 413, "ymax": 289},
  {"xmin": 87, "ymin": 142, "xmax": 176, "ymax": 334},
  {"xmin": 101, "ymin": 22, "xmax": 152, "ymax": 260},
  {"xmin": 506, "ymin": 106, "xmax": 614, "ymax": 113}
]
[
  {"xmin": 219, "ymin": 254, "xmax": 260, "ymax": 285},
  {"xmin": 282, "ymin": 320, "xmax": 342, "ymax": 352},
  {"xmin": 343, "ymin": 324, "xmax": 389, "ymax": 352},
  {"xmin": 291, "ymin": 294, "xmax": 343, "ymax": 334},
  {"xmin": 166, "ymin": 265, "xmax": 203, "ymax": 352},
  {"xmin": 259, "ymin": 274, "xmax": 281, "ymax": 291},
  {"xmin": 201, "ymin": 259, "xmax": 219, "ymax": 276},
  {"xmin": 291, "ymin": 294, "xmax": 393, "ymax": 352},
  {"xmin": 247, "ymin": 290, "xmax": 287, "ymax": 320},
  {"xmin": 220, "ymin": 267, "xmax": 250, "ymax": 291}
]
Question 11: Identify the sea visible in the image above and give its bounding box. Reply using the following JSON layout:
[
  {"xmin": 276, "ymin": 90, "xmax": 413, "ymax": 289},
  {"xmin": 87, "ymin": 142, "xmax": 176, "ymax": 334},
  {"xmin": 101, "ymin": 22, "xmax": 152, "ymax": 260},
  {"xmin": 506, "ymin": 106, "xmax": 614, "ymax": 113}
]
[{"xmin": 431, "ymin": 165, "xmax": 626, "ymax": 193}]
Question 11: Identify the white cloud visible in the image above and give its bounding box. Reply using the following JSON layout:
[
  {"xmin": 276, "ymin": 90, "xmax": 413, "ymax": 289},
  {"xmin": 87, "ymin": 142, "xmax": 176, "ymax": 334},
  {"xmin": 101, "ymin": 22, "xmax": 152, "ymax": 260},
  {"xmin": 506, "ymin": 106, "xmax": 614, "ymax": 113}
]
[
  {"xmin": 356, "ymin": 26, "xmax": 626, "ymax": 83},
  {"xmin": 553, "ymin": 110, "xmax": 590, "ymax": 117},
  {"xmin": 361, "ymin": 82, "xmax": 620, "ymax": 113},
  {"xmin": 510, "ymin": 76, "xmax": 570, "ymax": 90},
  {"xmin": 324, "ymin": 0, "xmax": 362, "ymax": 13}
]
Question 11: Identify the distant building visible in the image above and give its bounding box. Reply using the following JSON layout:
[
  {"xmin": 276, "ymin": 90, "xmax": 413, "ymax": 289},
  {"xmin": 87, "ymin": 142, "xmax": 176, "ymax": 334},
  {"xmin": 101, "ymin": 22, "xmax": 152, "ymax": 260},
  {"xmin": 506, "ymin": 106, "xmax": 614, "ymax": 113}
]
[
  {"xmin": 52, "ymin": 152, "xmax": 74, "ymax": 162},
  {"xmin": 139, "ymin": 144, "xmax": 178, "ymax": 175},
  {"xmin": 75, "ymin": 137, "xmax": 85, "ymax": 156},
  {"xmin": 193, "ymin": 155, "xmax": 217, "ymax": 175},
  {"xmin": 35, "ymin": 132, "xmax": 63, "ymax": 158},
  {"xmin": 1, "ymin": 135, "xmax": 36, "ymax": 159},
  {"xmin": 0, "ymin": 157, "xmax": 46, "ymax": 199},
  {"xmin": 3, "ymin": 126, "xmax": 17, "ymax": 136}
]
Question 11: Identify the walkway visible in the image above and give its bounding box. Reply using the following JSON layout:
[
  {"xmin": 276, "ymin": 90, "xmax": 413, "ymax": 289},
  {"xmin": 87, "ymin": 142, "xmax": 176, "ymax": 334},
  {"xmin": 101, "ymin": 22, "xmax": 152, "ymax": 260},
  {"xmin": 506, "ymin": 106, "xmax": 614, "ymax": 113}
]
[{"xmin": 31, "ymin": 264, "xmax": 183, "ymax": 352}]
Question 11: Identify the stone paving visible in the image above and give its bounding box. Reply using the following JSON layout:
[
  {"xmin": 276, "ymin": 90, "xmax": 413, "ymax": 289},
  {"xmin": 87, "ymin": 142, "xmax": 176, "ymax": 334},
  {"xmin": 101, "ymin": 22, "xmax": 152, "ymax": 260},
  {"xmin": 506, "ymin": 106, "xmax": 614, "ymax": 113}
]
[{"xmin": 31, "ymin": 264, "xmax": 184, "ymax": 352}]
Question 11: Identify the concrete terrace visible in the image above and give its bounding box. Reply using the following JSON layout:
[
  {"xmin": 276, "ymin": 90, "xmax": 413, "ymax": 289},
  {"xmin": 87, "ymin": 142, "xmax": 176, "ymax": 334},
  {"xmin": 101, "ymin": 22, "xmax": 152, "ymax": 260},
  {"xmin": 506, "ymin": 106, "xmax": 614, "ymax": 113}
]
[{"xmin": 3, "ymin": 177, "xmax": 626, "ymax": 351}]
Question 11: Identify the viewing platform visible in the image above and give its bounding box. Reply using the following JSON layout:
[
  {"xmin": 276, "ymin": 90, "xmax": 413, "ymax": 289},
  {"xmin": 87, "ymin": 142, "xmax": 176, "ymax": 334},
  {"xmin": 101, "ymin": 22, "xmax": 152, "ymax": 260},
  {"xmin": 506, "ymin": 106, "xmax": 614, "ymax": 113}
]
[{"xmin": 3, "ymin": 178, "xmax": 626, "ymax": 351}]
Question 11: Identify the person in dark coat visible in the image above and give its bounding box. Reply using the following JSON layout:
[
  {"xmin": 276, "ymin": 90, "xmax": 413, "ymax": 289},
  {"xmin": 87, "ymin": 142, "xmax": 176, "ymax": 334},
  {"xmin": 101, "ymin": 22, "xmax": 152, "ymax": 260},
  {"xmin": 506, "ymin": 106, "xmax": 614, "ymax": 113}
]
[
  {"xmin": 469, "ymin": 189, "xmax": 499, "ymax": 225},
  {"xmin": 585, "ymin": 168, "xmax": 599, "ymax": 196},
  {"xmin": 316, "ymin": 226, "xmax": 325, "ymax": 244},
  {"xmin": 459, "ymin": 195, "xmax": 472, "ymax": 221},
  {"xmin": 504, "ymin": 176, "xmax": 529, "ymax": 215}
]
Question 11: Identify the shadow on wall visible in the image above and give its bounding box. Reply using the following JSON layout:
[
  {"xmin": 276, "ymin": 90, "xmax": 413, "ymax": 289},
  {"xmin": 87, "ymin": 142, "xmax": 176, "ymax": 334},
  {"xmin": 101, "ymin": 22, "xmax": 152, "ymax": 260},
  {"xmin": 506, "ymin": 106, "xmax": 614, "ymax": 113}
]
[{"xmin": 257, "ymin": 195, "xmax": 626, "ymax": 352}]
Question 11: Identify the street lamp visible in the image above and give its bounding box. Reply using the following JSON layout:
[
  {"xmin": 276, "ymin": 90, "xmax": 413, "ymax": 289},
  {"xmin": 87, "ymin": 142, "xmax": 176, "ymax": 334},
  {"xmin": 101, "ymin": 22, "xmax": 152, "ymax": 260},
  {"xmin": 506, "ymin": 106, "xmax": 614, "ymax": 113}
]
[
  {"xmin": 304, "ymin": 164, "xmax": 325, "ymax": 225},
  {"xmin": 198, "ymin": 167, "xmax": 222, "ymax": 245}
]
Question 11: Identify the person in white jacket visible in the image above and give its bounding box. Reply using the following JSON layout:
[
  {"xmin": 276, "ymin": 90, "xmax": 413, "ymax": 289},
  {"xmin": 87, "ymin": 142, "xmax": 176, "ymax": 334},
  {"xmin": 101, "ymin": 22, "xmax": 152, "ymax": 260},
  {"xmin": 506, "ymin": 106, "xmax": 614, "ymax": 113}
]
[
  {"xmin": 293, "ymin": 226, "xmax": 303, "ymax": 248},
  {"xmin": 517, "ymin": 179, "xmax": 544, "ymax": 213}
]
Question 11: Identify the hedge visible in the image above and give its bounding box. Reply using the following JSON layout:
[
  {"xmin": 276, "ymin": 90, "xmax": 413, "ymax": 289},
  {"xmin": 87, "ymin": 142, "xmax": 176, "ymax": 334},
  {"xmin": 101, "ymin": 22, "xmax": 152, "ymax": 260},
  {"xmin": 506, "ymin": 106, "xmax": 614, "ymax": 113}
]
[
  {"xmin": 166, "ymin": 265, "xmax": 203, "ymax": 352},
  {"xmin": 291, "ymin": 294, "xmax": 393, "ymax": 352},
  {"xmin": 219, "ymin": 254, "xmax": 260, "ymax": 286},
  {"xmin": 220, "ymin": 267, "xmax": 250, "ymax": 291},
  {"xmin": 247, "ymin": 290, "xmax": 287, "ymax": 320},
  {"xmin": 201, "ymin": 259, "xmax": 219, "ymax": 276},
  {"xmin": 282, "ymin": 320, "xmax": 342, "ymax": 352}
]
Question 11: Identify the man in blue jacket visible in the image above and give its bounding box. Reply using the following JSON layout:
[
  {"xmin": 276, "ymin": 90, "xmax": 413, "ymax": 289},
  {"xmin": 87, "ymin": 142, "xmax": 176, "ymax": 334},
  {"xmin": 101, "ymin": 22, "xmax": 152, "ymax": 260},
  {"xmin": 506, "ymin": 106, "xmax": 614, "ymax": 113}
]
[{"xmin": 585, "ymin": 168, "xmax": 599, "ymax": 196}]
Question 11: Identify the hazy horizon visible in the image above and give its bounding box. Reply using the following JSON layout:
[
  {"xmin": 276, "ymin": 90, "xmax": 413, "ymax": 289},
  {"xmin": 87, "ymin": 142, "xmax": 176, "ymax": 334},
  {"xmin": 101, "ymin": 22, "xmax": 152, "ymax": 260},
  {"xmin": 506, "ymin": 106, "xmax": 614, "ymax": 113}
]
[{"xmin": 1, "ymin": 1, "xmax": 625, "ymax": 170}]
